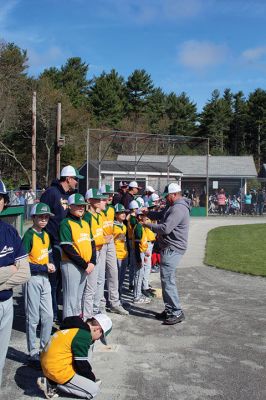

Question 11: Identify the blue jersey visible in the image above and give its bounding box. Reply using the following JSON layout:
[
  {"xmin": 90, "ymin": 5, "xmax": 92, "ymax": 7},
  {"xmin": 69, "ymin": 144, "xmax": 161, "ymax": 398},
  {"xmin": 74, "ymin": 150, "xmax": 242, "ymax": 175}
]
[{"xmin": 0, "ymin": 220, "xmax": 27, "ymax": 301}]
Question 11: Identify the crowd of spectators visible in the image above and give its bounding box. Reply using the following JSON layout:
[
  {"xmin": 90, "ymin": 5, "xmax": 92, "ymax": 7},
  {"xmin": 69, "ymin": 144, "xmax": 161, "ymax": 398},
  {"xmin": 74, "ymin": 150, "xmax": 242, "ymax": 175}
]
[{"xmin": 208, "ymin": 188, "xmax": 266, "ymax": 215}]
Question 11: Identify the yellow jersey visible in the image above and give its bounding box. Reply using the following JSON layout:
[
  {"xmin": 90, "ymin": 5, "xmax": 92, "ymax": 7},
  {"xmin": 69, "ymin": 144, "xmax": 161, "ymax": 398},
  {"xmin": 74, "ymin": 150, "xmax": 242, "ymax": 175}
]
[
  {"xmin": 41, "ymin": 326, "xmax": 93, "ymax": 384},
  {"xmin": 101, "ymin": 205, "xmax": 115, "ymax": 238},
  {"xmin": 22, "ymin": 228, "xmax": 51, "ymax": 265},
  {"xmin": 113, "ymin": 221, "xmax": 128, "ymax": 260},
  {"xmin": 144, "ymin": 218, "xmax": 156, "ymax": 242},
  {"xmin": 83, "ymin": 211, "xmax": 104, "ymax": 249},
  {"xmin": 59, "ymin": 216, "xmax": 93, "ymax": 263}
]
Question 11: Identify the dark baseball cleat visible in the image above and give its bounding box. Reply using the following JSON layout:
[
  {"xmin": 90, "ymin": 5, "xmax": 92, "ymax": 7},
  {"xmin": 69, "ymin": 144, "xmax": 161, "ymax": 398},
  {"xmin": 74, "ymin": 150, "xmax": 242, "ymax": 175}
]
[
  {"xmin": 163, "ymin": 311, "xmax": 185, "ymax": 325},
  {"xmin": 155, "ymin": 310, "xmax": 167, "ymax": 320}
]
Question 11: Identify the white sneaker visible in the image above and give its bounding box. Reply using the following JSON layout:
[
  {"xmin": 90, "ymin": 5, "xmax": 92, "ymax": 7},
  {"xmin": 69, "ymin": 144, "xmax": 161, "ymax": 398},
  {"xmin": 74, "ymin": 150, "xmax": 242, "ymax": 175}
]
[
  {"xmin": 37, "ymin": 377, "xmax": 59, "ymax": 399},
  {"xmin": 133, "ymin": 296, "xmax": 151, "ymax": 304}
]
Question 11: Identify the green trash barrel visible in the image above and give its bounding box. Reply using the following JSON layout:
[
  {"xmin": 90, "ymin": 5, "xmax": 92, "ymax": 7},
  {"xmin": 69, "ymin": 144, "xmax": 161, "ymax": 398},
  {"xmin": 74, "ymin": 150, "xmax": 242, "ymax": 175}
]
[
  {"xmin": 0, "ymin": 206, "xmax": 25, "ymax": 236},
  {"xmin": 190, "ymin": 207, "xmax": 207, "ymax": 217}
]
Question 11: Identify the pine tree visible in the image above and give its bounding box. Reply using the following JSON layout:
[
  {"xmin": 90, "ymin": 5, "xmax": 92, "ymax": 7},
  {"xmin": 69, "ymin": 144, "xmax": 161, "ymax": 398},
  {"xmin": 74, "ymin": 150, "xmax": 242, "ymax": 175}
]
[
  {"xmin": 89, "ymin": 69, "xmax": 126, "ymax": 127},
  {"xmin": 146, "ymin": 88, "xmax": 166, "ymax": 133},
  {"xmin": 165, "ymin": 92, "xmax": 198, "ymax": 136},
  {"xmin": 126, "ymin": 69, "xmax": 154, "ymax": 130},
  {"xmin": 199, "ymin": 89, "xmax": 233, "ymax": 154},
  {"xmin": 41, "ymin": 57, "xmax": 90, "ymax": 107},
  {"xmin": 228, "ymin": 91, "xmax": 248, "ymax": 155},
  {"xmin": 246, "ymin": 89, "xmax": 266, "ymax": 167},
  {"xmin": 0, "ymin": 41, "xmax": 32, "ymax": 183}
]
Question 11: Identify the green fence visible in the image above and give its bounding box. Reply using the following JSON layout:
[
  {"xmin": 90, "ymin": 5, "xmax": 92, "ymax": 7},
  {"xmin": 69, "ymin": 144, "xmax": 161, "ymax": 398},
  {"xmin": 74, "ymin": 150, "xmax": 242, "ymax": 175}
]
[{"xmin": 0, "ymin": 206, "xmax": 24, "ymax": 235}]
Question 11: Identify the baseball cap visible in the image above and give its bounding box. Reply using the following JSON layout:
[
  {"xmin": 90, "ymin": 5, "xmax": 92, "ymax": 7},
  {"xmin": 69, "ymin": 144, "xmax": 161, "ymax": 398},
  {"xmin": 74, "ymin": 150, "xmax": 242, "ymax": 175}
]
[
  {"xmin": 100, "ymin": 184, "xmax": 115, "ymax": 195},
  {"xmin": 150, "ymin": 193, "xmax": 160, "ymax": 202},
  {"xmin": 162, "ymin": 183, "xmax": 182, "ymax": 197},
  {"xmin": 92, "ymin": 314, "xmax": 112, "ymax": 345},
  {"xmin": 68, "ymin": 193, "xmax": 87, "ymax": 205},
  {"xmin": 60, "ymin": 165, "xmax": 84, "ymax": 179},
  {"xmin": 129, "ymin": 200, "xmax": 139, "ymax": 210},
  {"xmin": 135, "ymin": 197, "xmax": 144, "ymax": 207},
  {"xmin": 114, "ymin": 203, "xmax": 126, "ymax": 213},
  {"xmin": 30, "ymin": 202, "xmax": 54, "ymax": 216},
  {"xmin": 85, "ymin": 188, "xmax": 108, "ymax": 200},
  {"xmin": 0, "ymin": 180, "xmax": 7, "ymax": 195},
  {"xmin": 129, "ymin": 181, "xmax": 142, "ymax": 189},
  {"xmin": 145, "ymin": 185, "xmax": 155, "ymax": 193},
  {"xmin": 136, "ymin": 208, "xmax": 144, "ymax": 216},
  {"xmin": 119, "ymin": 181, "xmax": 128, "ymax": 188}
]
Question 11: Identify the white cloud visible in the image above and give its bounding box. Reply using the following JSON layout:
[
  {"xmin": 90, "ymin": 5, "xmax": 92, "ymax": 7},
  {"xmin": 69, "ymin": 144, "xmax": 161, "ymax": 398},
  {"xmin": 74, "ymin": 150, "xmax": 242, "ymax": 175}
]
[
  {"xmin": 94, "ymin": 0, "xmax": 203, "ymax": 24},
  {"xmin": 242, "ymin": 46, "xmax": 266, "ymax": 62},
  {"xmin": 28, "ymin": 46, "xmax": 66, "ymax": 71},
  {"xmin": 178, "ymin": 40, "xmax": 229, "ymax": 70}
]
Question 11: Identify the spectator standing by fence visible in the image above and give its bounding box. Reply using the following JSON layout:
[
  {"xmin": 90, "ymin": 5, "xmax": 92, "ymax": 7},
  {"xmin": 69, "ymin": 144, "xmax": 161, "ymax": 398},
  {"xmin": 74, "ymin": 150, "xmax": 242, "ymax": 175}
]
[
  {"xmin": 217, "ymin": 189, "xmax": 226, "ymax": 215},
  {"xmin": 256, "ymin": 189, "xmax": 265, "ymax": 215},
  {"xmin": 25, "ymin": 188, "xmax": 36, "ymax": 219},
  {"xmin": 243, "ymin": 191, "xmax": 252, "ymax": 215}
]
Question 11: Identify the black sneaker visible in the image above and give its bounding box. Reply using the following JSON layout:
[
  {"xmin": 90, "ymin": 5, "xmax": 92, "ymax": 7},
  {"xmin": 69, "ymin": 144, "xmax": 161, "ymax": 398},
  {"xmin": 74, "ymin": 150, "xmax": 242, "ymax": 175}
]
[
  {"xmin": 155, "ymin": 310, "xmax": 167, "ymax": 320},
  {"xmin": 163, "ymin": 311, "xmax": 185, "ymax": 325}
]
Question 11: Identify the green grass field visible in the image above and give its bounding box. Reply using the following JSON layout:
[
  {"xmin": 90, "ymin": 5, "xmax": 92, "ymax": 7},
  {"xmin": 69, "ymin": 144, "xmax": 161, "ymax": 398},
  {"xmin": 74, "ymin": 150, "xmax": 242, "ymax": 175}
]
[{"xmin": 204, "ymin": 224, "xmax": 266, "ymax": 277}]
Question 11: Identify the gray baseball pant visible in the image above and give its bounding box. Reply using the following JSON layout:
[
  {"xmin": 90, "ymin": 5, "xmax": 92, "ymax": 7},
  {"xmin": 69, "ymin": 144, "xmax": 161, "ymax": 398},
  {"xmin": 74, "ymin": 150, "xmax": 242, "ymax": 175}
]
[
  {"xmin": 61, "ymin": 262, "xmax": 87, "ymax": 319},
  {"xmin": 57, "ymin": 373, "xmax": 100, "ymax": 399},
  {"xmin": 82, "ymin": 250, "xmax": 100, "ymax": 320},
  {"xmin": 93, "ymin": 247, "xmax": 107, "ymax": 315},
  {"xmin": 24, "ymin": 275, "xmax": 53, "ymax": 356},
  {"xmin": 0, "ymin": 297, "xmax": 13, "ymax": 386},
  {"xmin": 104, "ymin": 239, "xmax": 120, "ymax": 308},
  {"xmin": 143, "ymin": 242, "xmax": 153, "ymax": 290}
]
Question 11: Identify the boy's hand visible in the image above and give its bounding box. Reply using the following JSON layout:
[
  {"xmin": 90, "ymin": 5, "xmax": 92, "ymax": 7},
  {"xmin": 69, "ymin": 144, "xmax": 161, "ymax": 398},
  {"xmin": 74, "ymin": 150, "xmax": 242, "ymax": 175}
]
[
  {"xmin": 86, "ymin": 263, "xmax": 95, "ymax": 274},
  {"xmin": 47, "ymin": 263, "xmax": 56, "ymax": 273}
]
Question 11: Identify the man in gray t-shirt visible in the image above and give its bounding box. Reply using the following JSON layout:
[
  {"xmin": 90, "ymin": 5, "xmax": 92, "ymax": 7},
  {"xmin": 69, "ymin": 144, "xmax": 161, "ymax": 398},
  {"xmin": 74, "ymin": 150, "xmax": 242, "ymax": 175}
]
[{"xmin": 143, "ymin": 183, "xmax": 191, "ymax": 325}]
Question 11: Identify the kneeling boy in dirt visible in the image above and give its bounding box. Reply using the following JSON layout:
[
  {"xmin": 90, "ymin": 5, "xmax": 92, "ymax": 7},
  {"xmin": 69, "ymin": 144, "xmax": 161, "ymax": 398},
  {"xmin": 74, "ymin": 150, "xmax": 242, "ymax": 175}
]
[{"xmin": 37, "ymin": 313, "xmax": 112, "ymax": 399}]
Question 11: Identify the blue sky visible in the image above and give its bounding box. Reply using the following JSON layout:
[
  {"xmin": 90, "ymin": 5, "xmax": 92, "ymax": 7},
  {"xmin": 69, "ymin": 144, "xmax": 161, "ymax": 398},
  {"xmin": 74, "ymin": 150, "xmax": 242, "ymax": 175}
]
[{"xmin": 1, "ymin": 0, "xmax": 266, "ymax": 110}]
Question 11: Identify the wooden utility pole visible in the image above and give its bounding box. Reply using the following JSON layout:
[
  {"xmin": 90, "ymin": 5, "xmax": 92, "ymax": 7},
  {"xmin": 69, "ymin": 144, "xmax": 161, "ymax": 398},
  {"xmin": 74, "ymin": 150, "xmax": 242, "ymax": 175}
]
[
  {"xmin": 56, "ymin": 102, "xmax": 62, "ymax": 179},
  {"xmin": 32, "ymin": 91, "xmax": 37, "ymax": 191}
]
